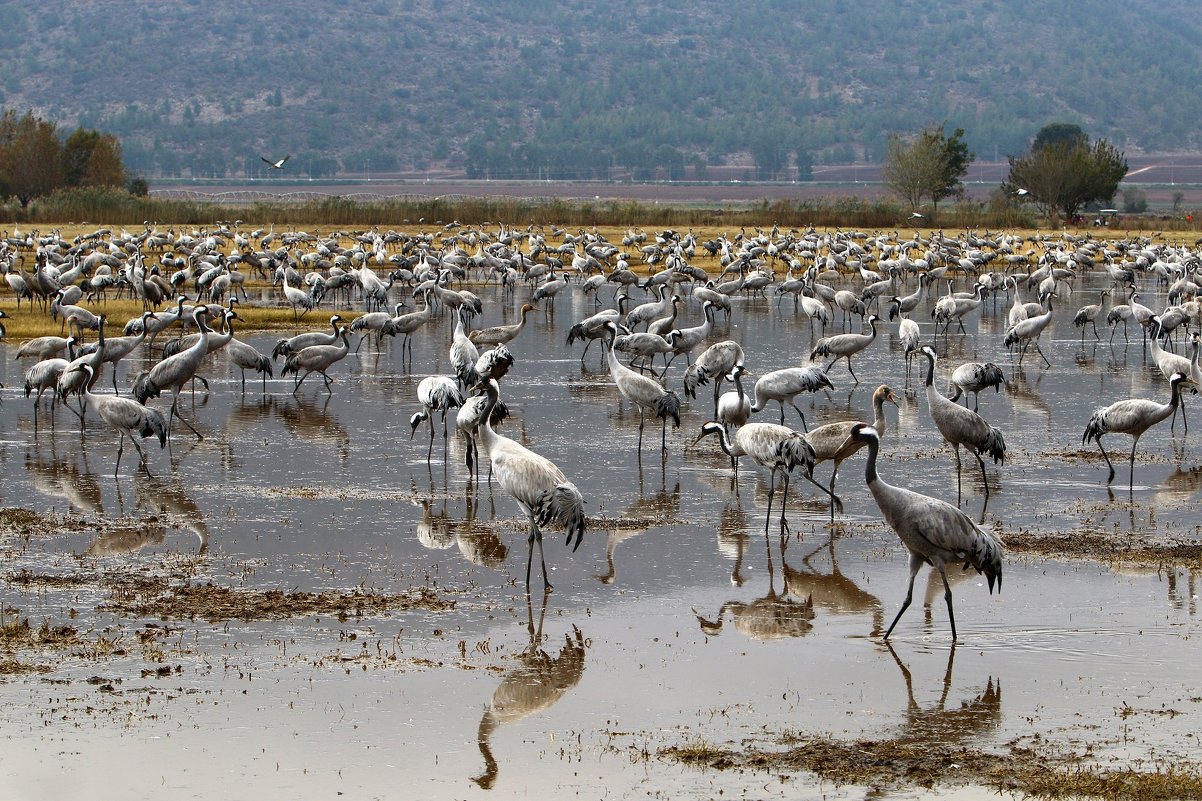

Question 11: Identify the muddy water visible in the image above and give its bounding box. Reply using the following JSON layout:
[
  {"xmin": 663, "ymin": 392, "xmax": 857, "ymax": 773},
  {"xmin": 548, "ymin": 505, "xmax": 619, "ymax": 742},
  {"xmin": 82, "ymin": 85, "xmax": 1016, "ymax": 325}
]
[{"xmin": 0, "ymin": 271, "xmax": 1200, "ymax": 799}]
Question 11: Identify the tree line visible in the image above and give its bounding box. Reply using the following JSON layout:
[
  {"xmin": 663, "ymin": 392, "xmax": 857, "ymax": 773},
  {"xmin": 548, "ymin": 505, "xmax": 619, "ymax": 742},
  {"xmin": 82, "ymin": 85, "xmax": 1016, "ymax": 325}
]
[
  {"xmin": 0, "ymin": 109, "xmax": 141, "ymax": 208},
  {"xmin": 884, "ymin": 122, "xmax": 1128, "ymax": 223}
]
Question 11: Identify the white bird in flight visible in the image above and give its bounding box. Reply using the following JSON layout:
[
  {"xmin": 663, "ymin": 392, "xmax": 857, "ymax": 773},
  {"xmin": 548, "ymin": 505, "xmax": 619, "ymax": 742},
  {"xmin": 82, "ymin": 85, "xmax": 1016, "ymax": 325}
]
[{"xmin": 261, "ymin": 154, "xmax": 290, "ymax": 169}]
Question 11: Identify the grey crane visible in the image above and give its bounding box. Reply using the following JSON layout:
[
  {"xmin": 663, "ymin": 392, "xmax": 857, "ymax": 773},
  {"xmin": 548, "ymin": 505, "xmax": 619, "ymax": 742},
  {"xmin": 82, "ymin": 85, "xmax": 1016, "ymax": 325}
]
[
  {"xmin": 694, "ymin": 420, "xmax": 841, "ymax": 534},
  {"xmin": 683, "ymin": 340, "xmax": 746, "ymax": 419},
  {"xmin": 16, "ymin": 334, "xmax": 75, "ymax": 362},
  {"xmin": 474, "ymin": 344, "xmax": 515, "ymax": 383},
  {"xmin": 271, "ymin": 315, "xmax": 344, "ymax": 361},
  {"xmin": 1073, "ymin": 289, "xmax": 1112, "ymax": 343},
  {"xmin": 810, "ymin": 314, "xmax": 880, "ymax": 384},
  {"xmin": 474, "ymin": 378, "xmax": 586, "ymax": 592},
  {"xmin": 469, "ymin": 303, "xmax": 537, "ymax": 348},
  {"xmin": 804, "ymin": 383, "xmax": 898, "ymax": 519},
  {"xmin": 450, "ymin": 306, "xmax": 480, "ymax": 388},
  {"xmin": 565, "ymin": 308, "xmax": 621, "ymax": 365},
  {"xmin": 350, "ymin": 302, "xmax": 403, "ymax": 352},
  {"xmin": 23, "ymin": 337, "xmax": 77, "ymax": 427},
  {"xmin": 226, "ymin": 333, "xmax": 274, "ymax": 392},
  {"xmin": 947, "ymin": 362, "xmax": 1006, "ymax": 412},
  {"xmin": 410, "ymin": 375, "xmax": 466, "ymax": 464},
  {"xmin": 1149, "ymin": 316, "xmax": 1193, "ymax": 432},
  {"xmin": 1083, "ymin": 371, "xmax": 1191, "ymax": 490},
  {"xmin": 1002, "ymin": 295, "xmax": 1054, "ymax": 367},
  {"xmin": 281, "ymin": 324, "xmax": 352, "ymax": 395},
  {"xmin": 383, "ymin": 289, "xmax": 434, "ymax": 360},
  {"xmin": 57, "ymin": 315, "xmax": 108, "ymax": 418},
  {"xmin": 921, "ymin": 347, "xmax": 1006, "ymax": 504},
  {"xmin": 603, "ymin": 321, "xmax": 682, "ymax": 455},
  {"xmin": 132, "ymin": 307, "xmax": 212, "ymax": 440},
  {"xmin": 665, "ymin": 300, "xmax": 715, "ymax": 366},
  {"xmin": 281, "ymin": 280, "xmax": 319, "ymax": 321},
  {"xmin": 716, "ymin": 364, "xmax": 752, "ymax": 435},
  {"xmin": 457, "ymin": 384, "xmax": 510, "ymax": 484},
  {"xmin": 841, "ymin": 424, "xmax": 1002, "ymax": 641},
  {"xmin": 897, "ymin": 313, "xmax": 922, "ymax": 385},
  {"xmin": 78, "ymin": 311, "xmax": 153, "ymax": 394},
  {"xmin": 750, "ymin": 366, "xmax": 834, "ymax": 431},
  {"xmin": 72, "ymin": 364, "xmax": 167, "ymax": 477}
]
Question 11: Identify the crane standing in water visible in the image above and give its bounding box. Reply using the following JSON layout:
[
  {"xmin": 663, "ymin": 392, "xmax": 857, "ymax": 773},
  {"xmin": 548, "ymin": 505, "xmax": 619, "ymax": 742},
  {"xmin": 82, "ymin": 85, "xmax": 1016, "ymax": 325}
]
[
  {"xmin": 841, "ymin": 424, "xmax": 1002, "ymax": 641},
  {"xmin": 474, "ymin": 378, "xmax": 586, "ymax": 593}
]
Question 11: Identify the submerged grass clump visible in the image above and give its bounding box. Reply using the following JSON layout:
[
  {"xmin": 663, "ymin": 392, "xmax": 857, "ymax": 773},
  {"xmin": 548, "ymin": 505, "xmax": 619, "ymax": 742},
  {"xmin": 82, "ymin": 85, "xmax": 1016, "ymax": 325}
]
[{"xmin": 662, "ymin": 736, "xmax": 1202, "ymax": 799}]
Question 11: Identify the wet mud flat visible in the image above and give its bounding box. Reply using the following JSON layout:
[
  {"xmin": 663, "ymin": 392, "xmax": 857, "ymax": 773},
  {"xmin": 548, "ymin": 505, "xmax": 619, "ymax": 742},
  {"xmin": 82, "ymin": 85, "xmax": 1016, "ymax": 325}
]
[{"xmin": 2, "ymin": 251, "xmax": 1202, "ymax": 798}]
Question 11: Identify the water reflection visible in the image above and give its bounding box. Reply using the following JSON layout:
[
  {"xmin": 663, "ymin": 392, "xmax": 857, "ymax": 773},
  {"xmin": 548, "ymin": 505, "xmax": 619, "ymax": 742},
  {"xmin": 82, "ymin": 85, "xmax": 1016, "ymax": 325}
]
[
  {"xmin": 594, "ymin": 478, "xmax": 680, "ymax": 584},
  {"xmin": 132, "ymin": 462, "xmax": 210, "ymax": 554},
  {"xmin": 884, "ymin": 643, "xmax": 1002, "ymax": 750},
  {"xmin": 695, "ymin": 535, "xmax": 815, "ymax": 640},
  {"xmin": 472, "ymin": 594, "xmax": 587, "ymax": 789},
  {"xmin": 273, "ymin": 393, "xmax": 351, "ymax": 460},
  {"xmin": 24, "ymin": 447, "xmax": 103, "ymax": 516},
  {"xmin": 780, "ymin": 532, "xmax": 884, "ymax": 637}
]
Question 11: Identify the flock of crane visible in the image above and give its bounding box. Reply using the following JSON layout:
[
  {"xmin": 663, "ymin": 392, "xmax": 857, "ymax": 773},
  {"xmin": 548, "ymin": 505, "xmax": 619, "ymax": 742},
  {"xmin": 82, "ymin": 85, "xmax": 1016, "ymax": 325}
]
[{"xmin": 3, "ymin": 220, "xmax": 1200, "ymax": 640}]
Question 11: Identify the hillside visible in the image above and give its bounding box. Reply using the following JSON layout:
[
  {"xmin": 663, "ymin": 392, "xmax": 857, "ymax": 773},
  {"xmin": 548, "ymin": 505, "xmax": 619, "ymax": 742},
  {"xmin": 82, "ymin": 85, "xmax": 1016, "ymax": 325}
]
[{"xmin": 2, "ymin": 0, "xmax": 1201, "ymax": 180}]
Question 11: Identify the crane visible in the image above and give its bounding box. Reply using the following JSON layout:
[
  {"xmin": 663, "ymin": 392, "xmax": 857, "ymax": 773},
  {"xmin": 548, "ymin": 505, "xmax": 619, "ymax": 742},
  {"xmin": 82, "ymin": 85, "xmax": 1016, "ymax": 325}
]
[
  {"xmin": 716, "ymin": 364, "xmax": 752, "ymax": 435},
  {"xmin": 804, "ymin": 384, "xmax": 898, "ymax": 519},
  {"xmin": 603, "ymin": 321, "xmax": 682, "ymax": 455},
  {"xmin": 1083, "ymin": 371, "xmax": 1191, "ymax": 490},
  {"xmin": 281, "ymin": 324, "xmax": 352, "ymax": 394},
  {"xmin": 474, "ymin": 378, "xmax": 586, "ymax": 593},
  {"xmin": 1073, "ymin": 289, "xmax": 1111, "ymax": 343},
  {"xmin": 683, "ymin": 340, "xmax": 746, "ymax": 419},
  {"xmin": 409, "ymin": 375, "xmax": 465, "ymax": 463},
  {"xmin": 750, "ymin": 366, "xmax": 833, "ymax": 431},
  {"xmin": 132, "ymin": 307, "xmax": 211, "ymax": 440},
  {"xmin": 920, "ymin": 347, "xmax": 1006, "ymax": 504},
  {"xmin": 272, "ymin": 315, "xmax": 344, "ymax": 361},
  {"xmin": 947, "ymin": 362, "xmax": 1006, "ymax": 412},
  {"xmin": 694, "ymin": 420, "xmax": 841, "ymax": 533},
  {"xmin": 810, "ymin": 314, "xmax": 880, "ymax": 384},
  {"xmin": 469, "ymin": 304, "xmax": 537, "ymax": 348},
  {"xmin": 841, "ymin": 423, "xmax": 1002, "ymax": 641},
  {"xmin": 71, "ymin": 364, "xmax": 167, "ymax": 477}
]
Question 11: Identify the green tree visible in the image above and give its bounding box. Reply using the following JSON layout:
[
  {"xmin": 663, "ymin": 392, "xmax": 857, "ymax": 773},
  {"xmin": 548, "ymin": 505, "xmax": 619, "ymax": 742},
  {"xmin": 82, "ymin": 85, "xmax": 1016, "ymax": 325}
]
[
  {"xmin": 750, "ymin": 128, "xmax": 789, "ymax": 181},
  {"xmin": 882, "ymin": 124, "xmax": 973, "ymax": 211},
  {"xmin": 1031, "ymin": 122, "xmax": 1086, "ymax": 152},
  {"xmin": 1006, "ymin": 133, "xmax": 1127, "ymax": 222},
  {"xmin": 0, "ymin": 110, "xmax": 65, "ymax": 206}
]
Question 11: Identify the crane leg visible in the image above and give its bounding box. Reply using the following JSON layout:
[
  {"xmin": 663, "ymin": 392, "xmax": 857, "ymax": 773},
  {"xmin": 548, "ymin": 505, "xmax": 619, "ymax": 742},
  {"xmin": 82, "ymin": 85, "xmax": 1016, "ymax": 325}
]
[
  {"xmin": 778, "ymin": 473, "xmax": 791, "ymax": 534},
  {"xmin": 828, "ymin": 464, "xmax": 840, "ymax": 521},
  {"xmin": 637, "ymin": 410, "xmax": 645, "ymax": 453},
  {"xmin": 1129, "ymin": 435, "xmax": 1141, "ymax": 491},
  {"xmin": 778, "ymin": 401, "xmax": 786, "ymax": 425},
  {"xmin": 114, "ymin": 435, "xmax": 125, "ymax": 478},
  {"xmin": 526, "ymin": 523, "xmax": 552, "ymax": 593},
  {"xmin": 1092, "ymin": 320, "xmax": 1100, "ymax": 340},
  {"xmin": 1036, "ymin": 342, "xmax": 1051, "ymax": 368},
  {"xmin": 846, "ymin": 358, "xmax": 859, "ymax": 385},
  {"xmin": 802, "ymin": 464, "xmax": 842, "ymax": 514},
  {"xmin": 976, "ymin": 453, "xmax": 990, "ymax": 500},
  {"xmin": 763, "ymin": 470, "xmax": 776, "ymax": 535},
  {"xmin": 790, "ymin": 401, "xmax": 809, "ymax": 432},
  {"xmin": 953, "ymin": 445, "xmax": 963, "ymax": 504},
  {"xmin": 1094, "ymin": 436, "xmax": 1116, "ymax": 482},
  {"xmin": 884, "ymin": 552, "xmax": 925, "ymax": 639},
  {"xmin": 170, "ymin": 395, "xmax": 203, "ymax": 440},
  {"xmin": 937, "ymin": 563, "xmax": 958, "ymax": 641}
]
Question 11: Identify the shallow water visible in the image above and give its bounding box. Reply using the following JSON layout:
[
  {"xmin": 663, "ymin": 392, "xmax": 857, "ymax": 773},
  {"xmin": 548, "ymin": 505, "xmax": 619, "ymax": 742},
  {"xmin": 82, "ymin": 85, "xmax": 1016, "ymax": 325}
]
[{"xmin": 1, "ymin": 270, "xmax": 1201, "ymax": 799}]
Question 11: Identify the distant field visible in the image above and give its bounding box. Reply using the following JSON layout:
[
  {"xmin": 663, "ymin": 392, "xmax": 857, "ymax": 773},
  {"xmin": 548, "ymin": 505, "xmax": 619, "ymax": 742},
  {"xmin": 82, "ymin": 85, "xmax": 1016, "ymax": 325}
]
[{"xmin": 149, "ymin": 155, "xmax": 1202, "ymax": 211}]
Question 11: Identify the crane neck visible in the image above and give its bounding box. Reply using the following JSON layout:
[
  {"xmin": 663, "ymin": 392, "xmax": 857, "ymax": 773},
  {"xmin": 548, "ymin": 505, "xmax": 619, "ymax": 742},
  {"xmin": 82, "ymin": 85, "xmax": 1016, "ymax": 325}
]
[
  {"xmin": 872, "ymin": 395, "xmax": 889, "ymax": 436},
  {"xmin": 923, "ymin": 352, "xmax": 936, "ymax": 388},
  {"xmin": 861, "ymin": 431, "xmax": 881, "ymax": 485}
]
